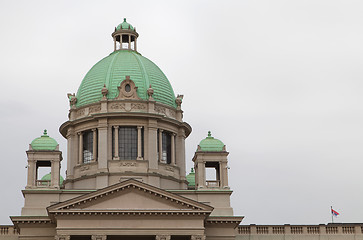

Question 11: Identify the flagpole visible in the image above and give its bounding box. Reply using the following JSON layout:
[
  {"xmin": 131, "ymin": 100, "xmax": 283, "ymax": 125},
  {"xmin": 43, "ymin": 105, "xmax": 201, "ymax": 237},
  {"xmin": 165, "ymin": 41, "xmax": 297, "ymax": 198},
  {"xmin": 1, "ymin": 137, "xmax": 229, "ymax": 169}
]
[{"xmin": 331, "ymin": 206, "xmax": 333, "ymax": 223}]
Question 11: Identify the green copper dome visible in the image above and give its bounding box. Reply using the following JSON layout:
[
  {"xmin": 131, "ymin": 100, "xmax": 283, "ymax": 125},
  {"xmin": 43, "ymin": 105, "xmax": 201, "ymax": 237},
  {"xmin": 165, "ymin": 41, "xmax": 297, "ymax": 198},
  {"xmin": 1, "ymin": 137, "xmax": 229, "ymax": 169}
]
[
  {"xmin": 41, "ymin": 173, "xmax": 64, "ymax": 186},
  {"xmin": 198, "ymin": 131, "xmax": 225, "ymax": 152},
  {"xmin": 31, "ymin": 130, "xmax": 58, "ymax": 151},
  {"xmin": 186, "ymin": 168, "xmax": 195, "ymax": 187},
  {"xmin": 76, "ymin": 50, "xmax": 177, "ymax": 108},
  {"xmin": 116, "ymin": 18, "xmax": 134, "ymax": 31}
]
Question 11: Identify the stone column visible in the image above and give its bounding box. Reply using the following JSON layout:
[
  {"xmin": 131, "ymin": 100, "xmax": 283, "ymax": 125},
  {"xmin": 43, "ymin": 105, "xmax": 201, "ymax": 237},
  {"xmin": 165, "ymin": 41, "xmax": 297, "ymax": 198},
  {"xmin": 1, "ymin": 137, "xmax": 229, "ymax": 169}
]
[
  {"xmin": 120, "ymin": 34, "xmax": 123, "ymax": 49},
  {"xmin": 220, "ymin": 161, "xmax": 229, "ymax": 188},
  {"xmin": 26, "ymin": 160, "xmax": 36, "ymax": 188},
  {"xmin": 92, "ymin": 128, "xmax": 97, "ymax": 161},
  {"xmin": 137, "ymin": 126, "xmax": 143, "ymax": 160},
  {"xmin": 134, "ymin": 37, "xmax": 137, "ymax": 51},
  {"xmin": 158, "ymin": 129, "xmax": 163, "ymax": 162},
  {"xmin": 128, "ymin": 34, "xmax": 131, "ymax": 50},
  {"xmin": 91, "ymin": 235, "xmax": 107, "ymax": 240},
  {"xmin": 171, "ymin": 133, "xmax": 176, "ymax": 165},
  {"xmin": 78, "ymin": 132, "xmax": 83, "ymax": 164},
  {"xmin": 51, "ymin": 158, "xmax": 61, "ymax": 189},
  {"xmin": 55, "ymin": 235, "xmax": 70, "ymax": 240},
  {"xmin": 113, "ymin": 37, "xmax": 116, "ymax": 51},
  {"xmin": 197, "ymin": 161, "xmax": 206, "ymax": 189},
  {"xmin": 113, "ymin": 126, "xmax": 119, "ymax": 160},
  {"xmin": 155, "ymin": 235, "xmax": 171, "ymax": 240}
]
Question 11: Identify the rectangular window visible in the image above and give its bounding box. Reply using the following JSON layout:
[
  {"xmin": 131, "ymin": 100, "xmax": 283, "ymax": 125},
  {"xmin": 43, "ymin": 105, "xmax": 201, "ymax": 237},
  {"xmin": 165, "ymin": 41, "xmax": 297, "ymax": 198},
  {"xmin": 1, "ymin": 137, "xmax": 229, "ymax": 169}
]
[
  {"xmin": 83, "ymin": 131, "xmax": 93, "ymax": 163},
  {"xmin": 118, "ymin": 127, "xmax": 138, "ymax": 160},
  {"xmin": 162, "ymin": 131, "xmax": 171, "ymax": 164}
]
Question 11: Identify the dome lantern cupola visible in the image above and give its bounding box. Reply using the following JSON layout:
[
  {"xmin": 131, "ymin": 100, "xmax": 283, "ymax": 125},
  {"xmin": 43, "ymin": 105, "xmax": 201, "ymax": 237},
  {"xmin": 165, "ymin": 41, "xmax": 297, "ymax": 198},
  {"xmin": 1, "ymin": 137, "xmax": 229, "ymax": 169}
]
[{"xmin": 112, "ymin": 18, "xmax": 139, "ymax": 52}]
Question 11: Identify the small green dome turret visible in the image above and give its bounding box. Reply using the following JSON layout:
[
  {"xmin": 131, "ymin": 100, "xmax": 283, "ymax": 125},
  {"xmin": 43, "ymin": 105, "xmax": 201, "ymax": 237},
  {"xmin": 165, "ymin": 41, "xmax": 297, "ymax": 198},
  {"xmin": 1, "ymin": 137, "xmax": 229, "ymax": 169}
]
[
  {"xmin": 41, "ymin": 172, "xmax": 64, "ymax": 186},
  {"xmin": 116, "ymin": 18, "xmax": 135, "ymax": 31},
  {"xmin": 198, "ymin": 131, "xmax": 225, "ymax": 152},
  {"xmin": 30, "ymin": 130, "xmax": 58, "ymax": 151},
  {"xmin": 186, "ymin": 168, "xmax": 195, "ymax": 187}
]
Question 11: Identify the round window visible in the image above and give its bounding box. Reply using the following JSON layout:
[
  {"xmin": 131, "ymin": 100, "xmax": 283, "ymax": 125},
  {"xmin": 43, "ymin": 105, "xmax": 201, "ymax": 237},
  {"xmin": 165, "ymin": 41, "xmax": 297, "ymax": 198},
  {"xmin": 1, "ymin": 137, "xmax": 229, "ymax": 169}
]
[{"xmin": 125, "ymin": 84, "xmax": 131, "ymax": 92}]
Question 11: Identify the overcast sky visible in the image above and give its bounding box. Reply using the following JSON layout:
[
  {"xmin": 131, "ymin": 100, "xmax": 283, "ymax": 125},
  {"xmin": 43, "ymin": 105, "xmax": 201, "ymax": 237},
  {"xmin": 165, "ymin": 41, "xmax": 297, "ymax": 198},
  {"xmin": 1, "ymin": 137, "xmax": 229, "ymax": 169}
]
[{"xmin": 0, "ymin": 0, "xmax": 363, "ymax": 225}]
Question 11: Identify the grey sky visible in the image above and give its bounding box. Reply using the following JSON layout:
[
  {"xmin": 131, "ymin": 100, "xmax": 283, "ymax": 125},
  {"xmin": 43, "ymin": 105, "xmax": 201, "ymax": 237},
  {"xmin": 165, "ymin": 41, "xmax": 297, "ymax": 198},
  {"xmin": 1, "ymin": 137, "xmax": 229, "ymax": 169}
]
[{"xmin": 0, "ymin": 0, "xmax": 363, "ymax": 225}]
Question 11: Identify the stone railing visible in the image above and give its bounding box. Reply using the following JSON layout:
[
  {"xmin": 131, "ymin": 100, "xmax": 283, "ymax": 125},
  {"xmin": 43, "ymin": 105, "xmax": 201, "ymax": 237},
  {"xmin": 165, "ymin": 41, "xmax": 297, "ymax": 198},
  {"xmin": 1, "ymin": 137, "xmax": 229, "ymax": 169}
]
[
  {"xmin": 237, "ymin": 223, "xmax": 363, "ymax": 236},
  {"xmin": 0, "ymin": 226, "xmax": 18, "ymax": 235}
]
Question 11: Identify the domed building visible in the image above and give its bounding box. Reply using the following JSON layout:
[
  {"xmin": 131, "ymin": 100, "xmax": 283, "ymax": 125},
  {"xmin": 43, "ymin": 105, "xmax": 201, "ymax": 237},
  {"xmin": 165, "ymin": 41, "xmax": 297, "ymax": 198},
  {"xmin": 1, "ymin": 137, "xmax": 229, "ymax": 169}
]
[
  {"xmin": 7, "ymin": 19, "xmax": 242, "ymax": 240},
  {"xmin": 3, "ymin": 19, "xmax": 361, "ymax": 240}
]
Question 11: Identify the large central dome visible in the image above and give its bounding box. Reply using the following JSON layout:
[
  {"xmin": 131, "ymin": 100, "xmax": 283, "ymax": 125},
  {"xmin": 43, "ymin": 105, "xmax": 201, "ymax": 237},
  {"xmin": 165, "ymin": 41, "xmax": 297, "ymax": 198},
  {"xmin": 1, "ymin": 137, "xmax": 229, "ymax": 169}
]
[
  {"xmin": 76, "ymin": 50, "xmax": 176, "ymax": 108},
  {"xmin": 76, "ymin": 20, "xmax": 176, "ymax": 108}
]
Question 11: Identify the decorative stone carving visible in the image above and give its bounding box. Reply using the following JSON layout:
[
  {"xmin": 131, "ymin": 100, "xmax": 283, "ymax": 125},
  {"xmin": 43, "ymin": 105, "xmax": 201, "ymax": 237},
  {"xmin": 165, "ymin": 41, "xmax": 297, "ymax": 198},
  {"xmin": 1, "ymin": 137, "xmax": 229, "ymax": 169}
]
[
  {"xmin": 91, "ymin": 235, "xmax": 107, "ymax": 240},
  {"xmin": 110, "ymin": 103, "xmax": 126, "ymax": 110},
  {"xmin": 80, "ymin": 165, "xmax": 90, "ymax": 171},
  {"xmin": 67, "ymin": 93, "xmax": 77, "ymax": 108},
  {"xmin": 131, "ymin": 103, "xmax": 146, "ymax": 110},
  {"xmin": 155, "ymin": 105, "xmax": 166, "ymax": 115},
  {"xmin": 155, "ymin": 235, "xmax": 171, "ymax": 240},
  {"xmin": 167, "ymin": 109, "xmax": 176, "ymax": 118},
  {"xmin": 77, "ymin": 109, "xmax": 85, "ymax": 117},
  {"xmin": 116, "ymin": 76, "xmax": 141, "ymax": 100},
  {"xmin": 55, "ymin": 235, "xmax": 70, "ymax": 240},
  {"xmin": 120, "ymin": 162, "xmax": 137, "ymax": 167},
  {"xmin": 165, "ymin": 166, "xmax": 174, "ymax": 172},
  {"xmin": 175, "ymin": 94, "xmax": 183, "ymax": 110},
  {"xmin": 101, "ymin": 84, "xmax": 108, "ymax": 100},
  {"xmin": 89, "ymin": 105, "xmax": 101, "ymax": 114},
  {"xmin": 147, "ymin": 84, "xmax": 154, "ymax": 100}
]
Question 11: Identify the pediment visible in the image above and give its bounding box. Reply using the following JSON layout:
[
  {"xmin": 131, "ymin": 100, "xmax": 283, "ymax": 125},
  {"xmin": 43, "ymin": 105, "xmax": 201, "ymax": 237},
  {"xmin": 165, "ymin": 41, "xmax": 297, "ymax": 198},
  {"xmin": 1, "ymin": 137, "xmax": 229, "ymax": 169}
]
[{"xmin": 48, "ymin": 179, "xmax": 213, "ymax": 214}]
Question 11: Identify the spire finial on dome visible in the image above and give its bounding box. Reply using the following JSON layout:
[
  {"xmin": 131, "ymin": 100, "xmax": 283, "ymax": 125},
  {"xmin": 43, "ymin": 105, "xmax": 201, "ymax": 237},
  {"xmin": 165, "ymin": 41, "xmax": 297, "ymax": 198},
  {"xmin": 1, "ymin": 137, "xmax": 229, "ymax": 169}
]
[
  {"xmin": 43, "ymin": 129, "xmax": 48, "ymax": 136},
  {"xmin": 191, "ymin": 168, "xmax": 194, "ymax": 173},
  {"xmin": 208, "ymin": 131, "xmax": 211, "ymax": 137},
  {"xmin": 124, "ymin": 18, "xmax": 127, "ymax": 22}
]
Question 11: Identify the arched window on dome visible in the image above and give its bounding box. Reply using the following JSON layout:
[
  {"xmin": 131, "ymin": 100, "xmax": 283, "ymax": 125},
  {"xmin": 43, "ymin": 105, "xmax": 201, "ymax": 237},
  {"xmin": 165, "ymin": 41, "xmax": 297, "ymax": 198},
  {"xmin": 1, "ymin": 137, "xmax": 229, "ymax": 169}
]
[{"xmin": 113, "ymin": 126, "xmax": 144, "ymax": 160}]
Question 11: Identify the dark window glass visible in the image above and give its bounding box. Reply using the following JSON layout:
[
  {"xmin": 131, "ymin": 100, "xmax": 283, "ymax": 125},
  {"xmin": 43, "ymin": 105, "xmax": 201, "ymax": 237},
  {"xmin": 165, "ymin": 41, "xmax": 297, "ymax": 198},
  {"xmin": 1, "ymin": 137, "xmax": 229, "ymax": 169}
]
[
  {"xmin": 119, "ymin": 127, "xmax": 138, "ymax": 160},
  {"xmin": 125, "ymin": 84, "xmax": 131, "ymax": 92},
  {"xmin": 83, "ymin": 131, "xmax": 93, "ymax": 163},
  {"xmin": 162, "ymin": 132, "xmax": 171, "ymax": 164}
]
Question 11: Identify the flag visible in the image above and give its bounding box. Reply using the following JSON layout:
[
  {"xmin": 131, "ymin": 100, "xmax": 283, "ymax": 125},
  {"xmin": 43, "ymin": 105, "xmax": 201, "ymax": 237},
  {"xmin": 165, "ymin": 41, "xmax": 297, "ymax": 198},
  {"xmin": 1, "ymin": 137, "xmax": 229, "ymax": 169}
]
[{"xmin": 331, "ymin": 208, "xmax": 339, "ymax": 217}]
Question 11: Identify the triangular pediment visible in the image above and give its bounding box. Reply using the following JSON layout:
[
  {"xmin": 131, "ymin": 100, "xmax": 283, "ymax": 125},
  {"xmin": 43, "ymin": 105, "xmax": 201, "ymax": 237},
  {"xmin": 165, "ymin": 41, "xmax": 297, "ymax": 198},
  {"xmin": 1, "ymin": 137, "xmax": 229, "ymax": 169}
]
[{"xmin": 48, "ymin": 179, "xmax": 213, "ymax": 214}]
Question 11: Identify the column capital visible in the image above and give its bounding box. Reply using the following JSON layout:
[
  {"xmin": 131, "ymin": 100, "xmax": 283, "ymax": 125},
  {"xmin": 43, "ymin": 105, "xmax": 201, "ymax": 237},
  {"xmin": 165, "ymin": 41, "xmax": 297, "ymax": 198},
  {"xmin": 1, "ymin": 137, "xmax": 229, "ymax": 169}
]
[
  {"xmin": 137, "ymin": 126, "xmax": 143, "ymax": 129},
  {"xmin": 114, "ymin": 125, "xmax": 119, "ymax": 129},
  {"xmin": 155, "ymin": 235, "xmax": 171, "ymax": 240},
  {"xmin": 77, "ymin": 131, "xmax": 83, "ymax": 136},
  {"xmin": 92, "ymin": 128, "xmax": 97, "ymax": 132},
  {"xmin": 159, "ymin": 129, "xmax": 164, "ymax": 133}
]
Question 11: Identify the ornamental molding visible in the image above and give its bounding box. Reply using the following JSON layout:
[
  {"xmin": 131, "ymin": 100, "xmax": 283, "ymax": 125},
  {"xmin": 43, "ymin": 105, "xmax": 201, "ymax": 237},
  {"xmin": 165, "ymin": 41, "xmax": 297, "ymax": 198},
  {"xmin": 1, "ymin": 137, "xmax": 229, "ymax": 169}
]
[
  {"xmin": 47, "ymin": 179, "xmax": 213, "ymax": 215},
  {"xmin": 116, "ymin": 76, "xmax": 141, "ymax": 100}
]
